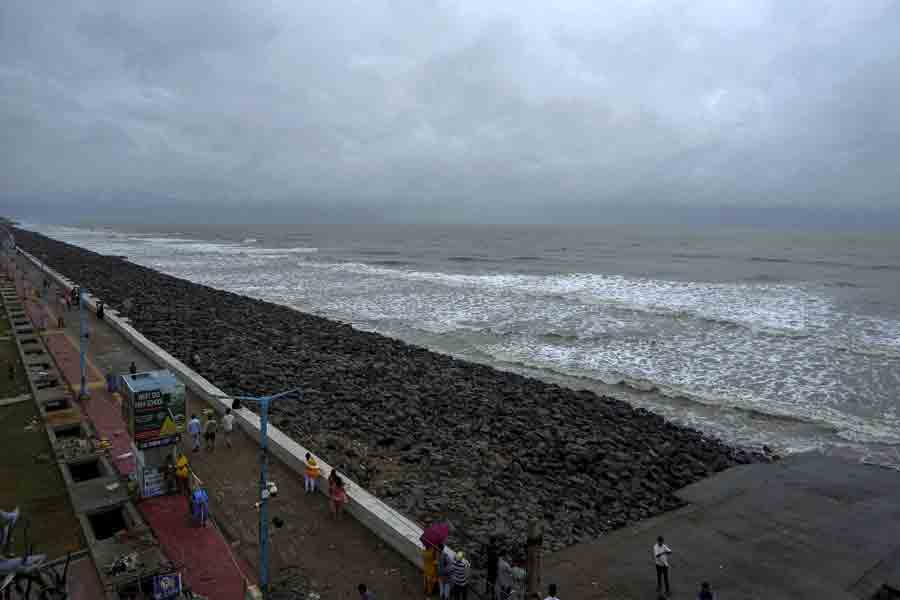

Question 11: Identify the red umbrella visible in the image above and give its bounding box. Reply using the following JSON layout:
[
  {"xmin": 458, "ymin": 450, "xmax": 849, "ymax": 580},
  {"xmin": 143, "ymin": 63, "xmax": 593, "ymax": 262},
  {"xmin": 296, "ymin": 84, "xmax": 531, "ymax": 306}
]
[{"xmin": 420, "ymin": 522, "xmax": 450, "ymax": 549}]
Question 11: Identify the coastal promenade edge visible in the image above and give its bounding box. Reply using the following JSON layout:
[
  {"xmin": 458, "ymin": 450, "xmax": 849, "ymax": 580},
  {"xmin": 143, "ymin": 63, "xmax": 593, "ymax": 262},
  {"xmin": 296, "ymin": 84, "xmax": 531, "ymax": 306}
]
[{"xmin": 18, "ymin": 247, "xmax": 432, "ymax": 570}]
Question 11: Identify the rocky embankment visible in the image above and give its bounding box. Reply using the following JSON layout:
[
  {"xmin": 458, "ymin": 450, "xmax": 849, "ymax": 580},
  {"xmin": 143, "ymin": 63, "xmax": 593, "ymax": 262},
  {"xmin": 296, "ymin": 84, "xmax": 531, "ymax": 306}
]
[{"xmin": 15, "ymin": 228, "xmax": 764, "ymax": 563}]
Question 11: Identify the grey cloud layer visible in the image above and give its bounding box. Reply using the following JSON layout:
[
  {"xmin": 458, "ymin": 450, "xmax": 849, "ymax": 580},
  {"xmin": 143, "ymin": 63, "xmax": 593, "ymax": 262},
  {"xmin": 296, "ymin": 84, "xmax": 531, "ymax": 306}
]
[{"xmin": 2, "ymin": 0, "xmax": 899, "ymax": 220}]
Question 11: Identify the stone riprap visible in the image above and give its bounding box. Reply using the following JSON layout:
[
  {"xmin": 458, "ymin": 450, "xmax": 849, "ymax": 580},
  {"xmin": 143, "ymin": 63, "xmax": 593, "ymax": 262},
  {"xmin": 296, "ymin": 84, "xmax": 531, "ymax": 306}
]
[{"xmin": 14, "ymin": 228, "xmax": 764, "ymax": 563}]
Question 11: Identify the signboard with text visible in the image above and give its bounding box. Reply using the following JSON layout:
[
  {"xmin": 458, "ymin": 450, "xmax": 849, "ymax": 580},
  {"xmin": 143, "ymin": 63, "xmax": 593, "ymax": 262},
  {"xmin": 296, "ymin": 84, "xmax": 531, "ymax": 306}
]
[
  {"xmin": 123, "ymin": 379, "xmax": 186, "ymax": 449},
  {"xmin": 153, "ymin": 572, "xmax": 183, "ymax": 599},
  {"xmin": 141, "ymin": 466, "xmax": 165, "ymax": 498}
]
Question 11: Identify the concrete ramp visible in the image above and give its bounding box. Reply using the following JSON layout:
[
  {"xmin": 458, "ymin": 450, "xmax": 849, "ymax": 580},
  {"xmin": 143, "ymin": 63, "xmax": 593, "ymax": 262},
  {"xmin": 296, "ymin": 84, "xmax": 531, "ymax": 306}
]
[{"xmin": 545, "ymin": 454, "xmax": 900, "ymax": 600}]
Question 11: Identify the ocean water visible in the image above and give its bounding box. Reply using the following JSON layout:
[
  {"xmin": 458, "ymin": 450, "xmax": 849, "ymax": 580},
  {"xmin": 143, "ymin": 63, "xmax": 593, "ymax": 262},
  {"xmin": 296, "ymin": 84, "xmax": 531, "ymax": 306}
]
[{"xmin": 21, "ymin": 222, "xmax": 900, "ymax": 466}]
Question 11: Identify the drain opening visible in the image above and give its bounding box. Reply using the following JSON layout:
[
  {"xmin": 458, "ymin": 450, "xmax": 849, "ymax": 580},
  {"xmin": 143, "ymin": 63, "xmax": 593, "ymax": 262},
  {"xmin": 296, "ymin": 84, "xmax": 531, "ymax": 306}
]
[
  {"xmin": 68, "ymin": 459, "xmax": 102, "ymax": 482},
  {"xmin": 87, "ymin": 507, "xmax": 128, "ymax": 541},
  {"xmin": 54, "ymin": 425, "xmax": 82, "ymax": 439}
]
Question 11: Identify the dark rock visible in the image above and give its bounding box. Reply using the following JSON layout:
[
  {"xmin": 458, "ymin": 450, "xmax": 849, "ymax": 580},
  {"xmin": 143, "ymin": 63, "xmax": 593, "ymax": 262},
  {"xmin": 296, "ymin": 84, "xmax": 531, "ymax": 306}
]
[{"xmin": 13, "ymin": 226, "xmax": 767, "ymax": 564}]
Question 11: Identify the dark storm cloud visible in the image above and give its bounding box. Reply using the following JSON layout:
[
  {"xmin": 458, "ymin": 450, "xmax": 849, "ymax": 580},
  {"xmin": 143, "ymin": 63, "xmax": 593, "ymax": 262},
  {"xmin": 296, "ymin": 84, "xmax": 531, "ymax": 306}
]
[{"xmin": 2, "ymin": 0, "xmax": 899, "ymax": 222}]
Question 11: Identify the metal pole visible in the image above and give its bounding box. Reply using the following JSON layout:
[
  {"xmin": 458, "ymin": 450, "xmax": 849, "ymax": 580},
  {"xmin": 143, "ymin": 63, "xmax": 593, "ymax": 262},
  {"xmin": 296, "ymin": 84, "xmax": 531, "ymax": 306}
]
[
  {"xmin": 78, "ymin": 286, "xmax": 87, "ymax": 399},
  {"xmin": 231, "ymin": 387, "xmax": 299, "ymax": 599},
  {"xmin": 259, "ymin": 395, "xmax": 270, "ymax": 597}
]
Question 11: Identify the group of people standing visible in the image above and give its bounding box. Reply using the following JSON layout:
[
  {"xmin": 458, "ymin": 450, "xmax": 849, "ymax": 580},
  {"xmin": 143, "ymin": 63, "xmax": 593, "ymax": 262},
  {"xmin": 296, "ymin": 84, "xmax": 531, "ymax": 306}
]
[
  {"xmin": 304, "ymin": 452, "xmax": 349, "ymax": 519},
  {"xmin": 423, "ymin": 542, "xmax": 561, "ymax": 600},
  {"xmin": 187, "ymin": 409, "xmax": 234, "ymax": 452},
  {"xmin": 423, "ymin": 543, "xmax": 471, "ymax": 600}
]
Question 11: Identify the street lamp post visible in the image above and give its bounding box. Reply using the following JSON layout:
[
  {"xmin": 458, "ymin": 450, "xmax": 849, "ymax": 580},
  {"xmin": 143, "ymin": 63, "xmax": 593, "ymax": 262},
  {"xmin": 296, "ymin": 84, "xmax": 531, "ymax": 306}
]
[
  {"xmin": 228, "ymin": 387, "xmax": 301, "ymax": 597},
  {"xmin": 78, "ymin": 286, "xmax": 88, "ymax": 399}
]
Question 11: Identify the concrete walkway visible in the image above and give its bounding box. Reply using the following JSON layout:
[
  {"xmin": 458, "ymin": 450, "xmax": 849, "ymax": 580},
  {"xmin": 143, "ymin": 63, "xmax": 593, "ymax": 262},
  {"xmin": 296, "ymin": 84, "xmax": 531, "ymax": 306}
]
[
  {"xmin": 20, "ymin": 276, "xmax": 251, "ymax": 599},
  {"xmin": 20, "ymin": 255, "xmax": 421, "ymax": 598},
  {"xmin": 545, "ymin": 453, "xmax": 900, "ymax": 600}
]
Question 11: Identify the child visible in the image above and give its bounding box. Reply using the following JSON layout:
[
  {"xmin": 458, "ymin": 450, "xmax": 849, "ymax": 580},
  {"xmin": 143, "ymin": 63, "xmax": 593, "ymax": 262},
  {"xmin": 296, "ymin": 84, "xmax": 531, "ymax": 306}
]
[{"xmin": 304, "ymin": 452, "xmax": 320, "ymax": 493}]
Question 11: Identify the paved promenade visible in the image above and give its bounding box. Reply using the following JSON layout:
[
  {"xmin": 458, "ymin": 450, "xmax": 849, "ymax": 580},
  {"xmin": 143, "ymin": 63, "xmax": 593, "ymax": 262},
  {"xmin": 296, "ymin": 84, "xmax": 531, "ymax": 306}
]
[
  {"xmin": 21, "ymin": 275, "xmax": 251, "ymax": 599},
  {"xmin": 545, "ymin": 453, "xmax": 900, "ymax": 599},
  {"xmin": 21, "ymin": 256, "xmax": 421, "ymax": 598}
]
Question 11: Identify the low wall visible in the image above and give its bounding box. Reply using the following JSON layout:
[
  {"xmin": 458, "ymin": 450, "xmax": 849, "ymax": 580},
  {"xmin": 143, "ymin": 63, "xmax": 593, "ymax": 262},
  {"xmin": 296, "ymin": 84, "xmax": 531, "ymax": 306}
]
[{"xmin": 17, "ymin": 248, "xmax": 430, "ymax": 569}]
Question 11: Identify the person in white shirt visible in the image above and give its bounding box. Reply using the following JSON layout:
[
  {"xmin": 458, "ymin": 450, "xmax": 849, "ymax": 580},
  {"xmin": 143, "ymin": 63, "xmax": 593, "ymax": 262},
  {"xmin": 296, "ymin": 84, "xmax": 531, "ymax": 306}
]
[
  {"xmin": 187, "ymin": 414, "xmax": 202, "ymax": 452},
  {"xmin": 653, "ymin": 536, "xmax": 672, "ymax": 595},
  {"xmin": 222, "ymin": 408, "xmax": 235, "ymax": 449},
  {"xmin": 544, "ymin": 583, "xmax": 560, "ymax": 600}
]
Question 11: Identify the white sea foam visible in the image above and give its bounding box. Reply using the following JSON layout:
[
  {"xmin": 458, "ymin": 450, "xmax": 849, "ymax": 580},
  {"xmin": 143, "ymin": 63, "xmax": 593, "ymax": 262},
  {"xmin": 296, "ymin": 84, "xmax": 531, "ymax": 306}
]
[
  {"xmin": 21, "ymin": 221, "xmax": 900, "ymax": 465},
  {"xmin": 301, "ymin": 260, "xmax": 838, "ymax": 335}
]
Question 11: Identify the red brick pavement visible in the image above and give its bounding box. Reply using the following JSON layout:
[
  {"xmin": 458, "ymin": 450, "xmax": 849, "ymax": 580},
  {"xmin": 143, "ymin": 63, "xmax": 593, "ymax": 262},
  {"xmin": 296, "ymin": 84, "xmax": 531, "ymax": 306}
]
[
  {"xmin": 26, "ymin": 284, "xmax": 255, "ymax": 599},
  {"xmin": 140, "ymin": 495, "xmax": 253, "ymax": 600},
  {"xmin": 40, "ymin": 332, "xmax": 135, "ymax": 475}
]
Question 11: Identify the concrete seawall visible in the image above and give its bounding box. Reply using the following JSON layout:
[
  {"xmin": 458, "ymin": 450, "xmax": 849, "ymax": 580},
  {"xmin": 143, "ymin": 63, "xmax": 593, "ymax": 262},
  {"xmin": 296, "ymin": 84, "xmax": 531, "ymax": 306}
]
[{"xmin": 18, "ymin": 248, "xmax": 431, "ymax": 569}]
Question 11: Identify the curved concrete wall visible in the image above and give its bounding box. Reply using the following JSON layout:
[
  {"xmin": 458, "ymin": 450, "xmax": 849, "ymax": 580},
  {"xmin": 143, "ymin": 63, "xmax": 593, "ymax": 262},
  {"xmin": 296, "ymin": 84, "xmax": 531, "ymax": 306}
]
[{"xmin": 18, "ymin": 248, "xmax": 430, "ymax": 569}]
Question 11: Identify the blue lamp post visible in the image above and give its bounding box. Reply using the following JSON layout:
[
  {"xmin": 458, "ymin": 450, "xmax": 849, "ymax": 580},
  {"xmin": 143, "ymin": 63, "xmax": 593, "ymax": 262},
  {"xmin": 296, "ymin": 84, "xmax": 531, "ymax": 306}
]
[{"xmin": 228, "ymin": 387, "xmax": 301, "ymax": 597}]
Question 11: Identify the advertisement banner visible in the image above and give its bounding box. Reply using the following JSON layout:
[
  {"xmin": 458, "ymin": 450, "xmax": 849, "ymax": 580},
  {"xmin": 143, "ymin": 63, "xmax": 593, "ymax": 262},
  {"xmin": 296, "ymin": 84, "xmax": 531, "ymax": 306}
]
[
  {"xmin": 130, "ymin": 386, "xmax": 185, "ymax": 447},
  {"xmin": 142, "ymin": 467, "xmax": 165, "ymax": 498}
]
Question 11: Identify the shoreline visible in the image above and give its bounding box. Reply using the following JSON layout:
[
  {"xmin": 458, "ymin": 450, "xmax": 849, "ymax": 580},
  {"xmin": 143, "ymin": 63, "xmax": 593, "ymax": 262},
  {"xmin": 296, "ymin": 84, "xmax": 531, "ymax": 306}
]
[{"xmin": 13, "ymin": 226, "xmax": 765, "ymax": 561}]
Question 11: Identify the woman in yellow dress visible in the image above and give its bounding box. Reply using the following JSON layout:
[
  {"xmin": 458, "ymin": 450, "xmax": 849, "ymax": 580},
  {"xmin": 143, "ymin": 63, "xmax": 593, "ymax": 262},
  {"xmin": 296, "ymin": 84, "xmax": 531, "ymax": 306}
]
[{"xmin": 423, "ymin": 545, "xmax": 438, "ymax": 595}]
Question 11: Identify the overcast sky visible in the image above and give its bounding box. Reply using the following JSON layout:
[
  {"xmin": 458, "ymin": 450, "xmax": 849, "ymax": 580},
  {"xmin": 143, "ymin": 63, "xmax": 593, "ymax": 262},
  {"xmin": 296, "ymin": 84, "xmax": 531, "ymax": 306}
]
[{"xmin": 2, "ymin": 1, "xmax": 900, "ymax": 224}]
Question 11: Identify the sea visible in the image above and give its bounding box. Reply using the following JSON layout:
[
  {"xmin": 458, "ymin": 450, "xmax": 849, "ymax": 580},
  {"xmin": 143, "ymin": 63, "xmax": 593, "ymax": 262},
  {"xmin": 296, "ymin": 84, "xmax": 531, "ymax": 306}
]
[{"xmin": 20, "ymin": 221, "xmax": 900, "ymax": 467}]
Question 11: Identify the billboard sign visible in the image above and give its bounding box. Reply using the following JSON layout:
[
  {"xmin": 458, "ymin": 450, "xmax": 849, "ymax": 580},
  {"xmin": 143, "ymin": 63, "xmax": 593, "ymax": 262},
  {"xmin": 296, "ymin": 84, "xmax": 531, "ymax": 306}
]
[{"xmin": 125, "ymin": 382, "xmax": 186, "ymax": 449}]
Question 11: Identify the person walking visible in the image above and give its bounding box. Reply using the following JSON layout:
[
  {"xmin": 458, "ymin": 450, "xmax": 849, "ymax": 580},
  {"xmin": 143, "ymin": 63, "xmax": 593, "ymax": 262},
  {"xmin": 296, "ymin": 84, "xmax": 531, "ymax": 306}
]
[
  {"xmin": 697, "ymin": 581, "xmax": 715, "ymax": 600},
  {"xmin": 544, "ymin": 583, "xmax": 560, "ymax": 600},
  {"xmin": 451, "ymin": 550, "xmax": 471, "ymax": 600},
  {"xmin": 437, "ymin": 543, "xmax": 453, "ymax": 600},
  {"xmin": 129, "ymin": 361, "xmax": 137, "ymax": 375},
  {"xmin": 204, "ymin": 413, "xmax": 218, "ymax": 451},
  {"xmin": 304, "ymin": 453, "xmax": 320, "ymax": 493},
  {"xmin": 222, "ymin": 408, "xmax": 235, "ymax": 449},
  {"xmin": 653, "ymin": 536, "xmax": 672, "ymax": 596},
  {"xmin": 187, "ymin": 414, "xmax": 202, "ymax": 452}
]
